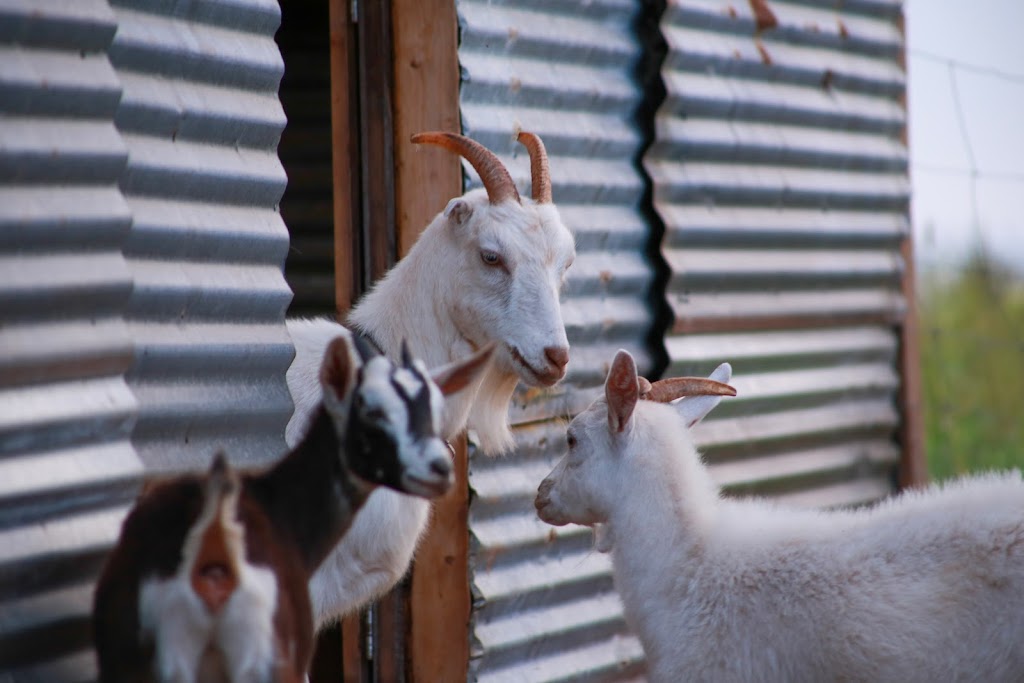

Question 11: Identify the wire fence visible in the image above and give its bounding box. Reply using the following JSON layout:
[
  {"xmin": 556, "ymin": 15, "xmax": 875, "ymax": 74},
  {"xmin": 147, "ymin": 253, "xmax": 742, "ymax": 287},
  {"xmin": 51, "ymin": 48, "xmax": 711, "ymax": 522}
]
[{"xmin": 907, "ymin": 48, "xmax": 1024, "ymax": 481}]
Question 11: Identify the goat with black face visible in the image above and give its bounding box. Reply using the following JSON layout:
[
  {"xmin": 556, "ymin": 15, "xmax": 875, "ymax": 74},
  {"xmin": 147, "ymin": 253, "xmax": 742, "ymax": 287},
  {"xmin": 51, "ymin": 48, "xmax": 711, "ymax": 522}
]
[{"xmin": 93, "ymin": 334, "xmax": 494, "ymax": 682}]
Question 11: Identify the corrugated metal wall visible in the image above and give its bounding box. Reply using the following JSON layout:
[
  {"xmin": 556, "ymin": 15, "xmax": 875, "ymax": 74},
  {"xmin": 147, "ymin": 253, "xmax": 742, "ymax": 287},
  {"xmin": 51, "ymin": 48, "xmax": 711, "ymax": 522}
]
[
  {"xmin": 0, "ymin": 1, "xmax": 140, "ymax": 678},
  {"xmin": 458, "ymin": 1, "xmax": 656, "ymax": 680},
  {"xmin": 647, "ymin": 0, "xmax": 907, "ymax": 508},
  {"xmin": 463, "ymin": 0, "xmax": 909, "ymax": 680},
  {"xmin": 1, "ymin": 1, "xmax": 299, "ymax": 677},
  {"xmin": 108, "ymin": 0, "xmax": 294, "ymax": 471}
]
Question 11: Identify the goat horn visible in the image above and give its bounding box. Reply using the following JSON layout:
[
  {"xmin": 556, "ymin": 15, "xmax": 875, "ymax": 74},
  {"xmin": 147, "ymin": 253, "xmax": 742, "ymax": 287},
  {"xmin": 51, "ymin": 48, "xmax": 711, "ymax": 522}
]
[
  {"xmin": 400, "ymin": 338, "xmax": 414, "ymax": 369},
  {"xmin": 411, "ymin": 132, "xmax": 520, "ymax": 205},
  {"xmin": 516, "ymin": 131, "xmax": 552, "ymax": 203},
  {"xmin": 641, "ymin": 377, "xmax": 737, "ymax": 403}
]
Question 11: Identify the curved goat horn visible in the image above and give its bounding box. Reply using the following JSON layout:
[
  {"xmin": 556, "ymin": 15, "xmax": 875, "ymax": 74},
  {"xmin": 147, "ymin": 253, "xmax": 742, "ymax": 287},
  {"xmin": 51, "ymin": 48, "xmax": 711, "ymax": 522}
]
[
  {"xmin": 411, "ymin": 132, "xmax": 520, "ymax": 205},
  {"xmin": 640, "ymin": 377, "xmax": 737, "ymax": 404},
  {"xmin": 516, "ymin": 131, "xmax": 552, "ymax": 203}
]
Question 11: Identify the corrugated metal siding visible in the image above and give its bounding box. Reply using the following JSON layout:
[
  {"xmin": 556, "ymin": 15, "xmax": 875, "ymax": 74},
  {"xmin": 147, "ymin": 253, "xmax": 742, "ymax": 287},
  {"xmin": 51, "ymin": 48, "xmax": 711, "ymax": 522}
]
[
  {"xmin": 108, "ymin": 0, "xmax": 295, "ymax": 471},
  {"xmin": 0, "ymin": 1, "xmax": 140, "ymax": 679},
  {"xmin": 458, "ymin": 1, "xmax": 655, "ymax": 679},
  {"xmin": 647, "ymin": 0, "xmax": 906, "ymax": 514},
  {"xmin": 278, "ymin": 0, "xmax": 335, "ymax": 318}
]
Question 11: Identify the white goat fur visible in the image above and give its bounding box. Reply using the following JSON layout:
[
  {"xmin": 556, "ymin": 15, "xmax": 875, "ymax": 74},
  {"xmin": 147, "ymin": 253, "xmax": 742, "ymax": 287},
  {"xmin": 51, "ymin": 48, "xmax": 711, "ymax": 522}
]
[
  {"xmin": 537, "ymin": 352, "xmax": 1024, "ymax": 682},
  {"xmin": 287, "ymin": 187, "xmax": 575, "ymax": 625}
]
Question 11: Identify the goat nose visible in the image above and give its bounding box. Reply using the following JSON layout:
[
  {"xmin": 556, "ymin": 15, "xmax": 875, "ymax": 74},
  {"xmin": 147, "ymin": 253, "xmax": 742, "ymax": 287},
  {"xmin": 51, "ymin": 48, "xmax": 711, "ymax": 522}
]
[
  {"xmin": 544, "ymin": 346, "xmax": 569, "ymax": 371},
  {"xmin": 430, "ymin": 457, "xmax": 451, "ymax": 478}
]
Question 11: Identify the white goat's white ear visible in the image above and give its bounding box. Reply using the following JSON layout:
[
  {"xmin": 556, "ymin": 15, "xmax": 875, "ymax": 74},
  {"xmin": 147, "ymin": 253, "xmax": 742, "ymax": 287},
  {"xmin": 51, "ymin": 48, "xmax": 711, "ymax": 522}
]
[
  {"xmin": 431, "ymin": 341, "xmax": 497, "ymax": 397},
  {"xmin": 673, "ymin": 362, "xmax": 732, "ymax": 428},
  {"xmin": 605, "ymin": 350, "xmax": 639, "ymax": 434},
  {"xmin": 444, "ymin": 197, "xmax": 473, "ymax": 226},
  {"xmin": 320, "ymin": 336, "xmax": 357, "ymax": 414}
]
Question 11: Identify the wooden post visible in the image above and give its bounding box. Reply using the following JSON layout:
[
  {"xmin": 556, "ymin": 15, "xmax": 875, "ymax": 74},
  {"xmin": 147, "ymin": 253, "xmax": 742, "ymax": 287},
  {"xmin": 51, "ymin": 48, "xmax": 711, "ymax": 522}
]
[
  {"xmin": 390, "ymin": 0, "xmax": 466, "ymax": 681},
  {"xmin": 895, "ymin": 8, "xmax": 928, "ymax": 489},
  {"xmin": 329, "ymin": 0, "xmax": 359, "ymax": 318}
]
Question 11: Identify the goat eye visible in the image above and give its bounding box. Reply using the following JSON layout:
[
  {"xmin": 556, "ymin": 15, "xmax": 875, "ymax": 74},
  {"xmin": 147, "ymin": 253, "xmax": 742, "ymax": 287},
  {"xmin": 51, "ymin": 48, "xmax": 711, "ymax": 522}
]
[
  {"xmin": 480, "ymin": 250, "xmax": 502, "ymax": 267},
  {"xmin": 567, "ymin": 433, "xmax": 577, "ymax": 449}
]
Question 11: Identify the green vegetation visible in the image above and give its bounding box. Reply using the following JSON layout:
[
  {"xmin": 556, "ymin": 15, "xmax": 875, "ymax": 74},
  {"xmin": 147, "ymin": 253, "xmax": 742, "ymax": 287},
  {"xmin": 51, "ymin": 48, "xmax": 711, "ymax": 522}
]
[{"xmin": 918, "ymin": 251, "xmax": 1024, "ymax": 481}]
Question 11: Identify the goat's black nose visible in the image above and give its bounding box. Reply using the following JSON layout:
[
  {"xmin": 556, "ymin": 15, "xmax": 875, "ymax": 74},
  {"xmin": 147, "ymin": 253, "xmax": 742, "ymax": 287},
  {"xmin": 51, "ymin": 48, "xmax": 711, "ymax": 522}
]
[
  {"xmin": 544, "ymin": 346, "xmax": 569, "ymax": 370},
  {"xmin": 430, "ymin": 457, "xmax": 451, "ymax": 478}
]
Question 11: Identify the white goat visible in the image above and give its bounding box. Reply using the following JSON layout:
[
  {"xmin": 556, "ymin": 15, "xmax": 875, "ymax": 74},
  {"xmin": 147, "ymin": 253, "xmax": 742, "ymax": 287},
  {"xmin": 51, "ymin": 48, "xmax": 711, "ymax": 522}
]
[
  {"xmin": 286, "ymin": 131, "xmax": 576, "ymax": 624},
  {"xmin": 536, "ymin": 350, "xmax": 1024, "ymax": 683},
  {"xmin": 93, "ymin": 334, "xmax": 493, "ymax": 682}
]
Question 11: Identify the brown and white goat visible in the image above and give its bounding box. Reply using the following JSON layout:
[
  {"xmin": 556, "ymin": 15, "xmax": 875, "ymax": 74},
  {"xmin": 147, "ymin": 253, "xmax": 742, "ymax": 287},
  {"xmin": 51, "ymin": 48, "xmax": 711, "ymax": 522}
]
[
  {"xmin": 92, "ymin": 335, "xmax": 494, "ymax": 682},
  {"xmin": 287, "ymin": 131, "xmax": 577, "ymax": 624}
]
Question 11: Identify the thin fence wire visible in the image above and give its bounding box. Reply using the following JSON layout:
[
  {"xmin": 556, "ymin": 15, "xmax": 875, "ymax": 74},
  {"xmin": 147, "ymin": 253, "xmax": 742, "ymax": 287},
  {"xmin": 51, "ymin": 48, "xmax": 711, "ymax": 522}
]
[{"xmin": 908, "ymin": 48, "xmax": 1024, "ymax": 480}]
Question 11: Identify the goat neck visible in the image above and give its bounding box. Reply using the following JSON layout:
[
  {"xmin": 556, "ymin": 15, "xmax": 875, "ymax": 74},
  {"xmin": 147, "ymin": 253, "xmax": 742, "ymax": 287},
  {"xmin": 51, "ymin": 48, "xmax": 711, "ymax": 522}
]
[
  {"xmin": 245, "ymin": 405, "xmax": 368, "ymax": 575},
  {"xmin": 345, "ymin": 207, "xmax": 497, "ymax": 445},
  {"xmin": 611, "ymin": 404, "xmax": 719, "ymax": 555}
]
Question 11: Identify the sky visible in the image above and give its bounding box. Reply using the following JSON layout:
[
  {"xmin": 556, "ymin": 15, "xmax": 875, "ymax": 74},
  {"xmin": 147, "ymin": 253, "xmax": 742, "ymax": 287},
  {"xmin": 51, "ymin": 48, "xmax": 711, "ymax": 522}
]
[{"xmin": 905, "ymin": 0, "xmax": 1024, "ymax": 274}]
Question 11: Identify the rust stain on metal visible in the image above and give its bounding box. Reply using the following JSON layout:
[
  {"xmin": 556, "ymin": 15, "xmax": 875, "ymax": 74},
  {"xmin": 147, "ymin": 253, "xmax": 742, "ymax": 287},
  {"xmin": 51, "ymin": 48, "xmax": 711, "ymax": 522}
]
[
  {"xmin": 727, "ymin": 5, "xmax": 738, "ymax": 18},
  {"xmin": 837, "ymin": 19, "xmax": 849, "ymax": 39},
  {"xmin": 733, "ymin": 49, "xmax": 742, "ymax": 59},
  {"xmin": 821, "ymin": 68, "xmax": 834, "ymax": 90},
  {"xmin": 546, "ymin": 529, "xmax": 558, "ymax": 544},
  {"xmin": 756, "ymin": 39, "xmax": 773, "ymax": 66},
  {"xmin": 520, "ymin": 386, "xmax": 547, "ymax": 403},
  {"xmin": 509, "ymin": 76, "xmax": 522, "ymax": 93},
  {"xmin": 484, "ymin": 546, "xmax": 504, "ymax": 572},
  {"xmin": 747, "ymin": 0, "xmax": 778, "ymax": 33},
  {"xmin": 599, "ymin": 269, "xmax": 613, "ymax": 284}
]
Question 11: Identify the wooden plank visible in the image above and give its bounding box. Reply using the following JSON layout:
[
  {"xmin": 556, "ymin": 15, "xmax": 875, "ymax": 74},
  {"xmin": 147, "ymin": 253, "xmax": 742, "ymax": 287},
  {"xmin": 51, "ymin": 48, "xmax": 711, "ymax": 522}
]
[
  {"xmin": 358, "ymin": 0, "xmax": 397, "ymax": 285},
  {"xmin": 893, "ymin": 8, "xmax": 927, "ymax": 489},
  {"xmin": 410, "ymin": 436, "xmax": 471, "ymax": 683},
  {"xmin": 391, "ymin": 0, "xmax": 462, "ymax": 255},
  {"xmin": 341, "ymin": 613, "xmax": 365, "ymax": 683},
  {"xmin": 324, "ymin": 1, "xmax": 363, "ymax": 680},
  {"xmin": 329, "ymin": 0, "xmax": 359, "ymax": 317},
  {"xmin": 390, "ymin": 1, "xmax": 465, "ymax": 680}
]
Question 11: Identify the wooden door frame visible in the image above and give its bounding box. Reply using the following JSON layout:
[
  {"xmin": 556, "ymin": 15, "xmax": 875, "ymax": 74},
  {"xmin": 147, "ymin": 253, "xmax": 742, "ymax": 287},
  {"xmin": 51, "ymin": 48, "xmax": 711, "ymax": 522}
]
[
  {"xmin": 325, "ymin": 0, "xmax": 466, "ymax": 680},
  {"xmin": 895, "ymin": 8, "xmax": 927, "ymax": 489}
]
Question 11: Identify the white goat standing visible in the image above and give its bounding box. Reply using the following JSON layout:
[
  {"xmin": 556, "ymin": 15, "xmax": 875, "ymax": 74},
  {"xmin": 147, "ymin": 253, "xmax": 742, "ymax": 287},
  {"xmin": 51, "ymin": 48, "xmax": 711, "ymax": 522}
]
[
  {"xmin": 286, "ymin": 131, "xmax": 576, "ymax": 624},
  {"xmin": 536, "ymin": 349, "xmax": 1024, "ymax": 683}
]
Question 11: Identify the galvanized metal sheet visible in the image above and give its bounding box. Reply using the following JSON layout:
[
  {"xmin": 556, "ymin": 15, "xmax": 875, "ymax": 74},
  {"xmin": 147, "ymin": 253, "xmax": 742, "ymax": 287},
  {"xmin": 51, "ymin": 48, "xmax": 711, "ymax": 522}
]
[
  {"xmin": 647, "ymin": 0, "xmax": 908, "ymax": 538},
  {"xmin": 0, "ymin": 1, "xmax": 139, "ymax": 677},
  {"xmin": 458, "ymin": 0, "xmax": 654, "ymax": 679},
  {"xmin": 108, "ymin": 0, "xmax": 294, "ymax": 471},
  {"xmin": 465, "ymin": 0, "xmax": 909, "ymax": 679}
]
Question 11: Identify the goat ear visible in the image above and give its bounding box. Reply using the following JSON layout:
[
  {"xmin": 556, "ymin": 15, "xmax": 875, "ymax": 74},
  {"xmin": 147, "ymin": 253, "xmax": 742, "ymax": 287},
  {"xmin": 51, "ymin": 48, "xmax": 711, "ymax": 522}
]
[
  {"xmin": 673, "ymin": 362, "xmax": 733, "ymax": 428},
  {"xmin": 431, "ymin": 342, "xmax": 496, "ymax": 397},
  {"xmin": 444, "ymin": 198, "xmax": 473, "ymax": 226},
  {"xmin": 320, "ymin": 336, "xmax": 357, "ymax": 410},
  {"xmin": 605, "ymin": 350, "xmax": 639, "ymax": 433}
]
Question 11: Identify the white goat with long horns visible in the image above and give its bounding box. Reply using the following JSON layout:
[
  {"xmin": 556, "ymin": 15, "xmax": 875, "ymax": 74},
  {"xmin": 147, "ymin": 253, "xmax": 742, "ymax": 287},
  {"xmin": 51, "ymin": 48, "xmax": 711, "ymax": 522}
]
[
  {"xmin": 537, "ymin": 350, "xmax": 1024, "ymax": 682},
  {"xmin": 287, "ymin": 131, "xmax": 576, "ymax": 625}
]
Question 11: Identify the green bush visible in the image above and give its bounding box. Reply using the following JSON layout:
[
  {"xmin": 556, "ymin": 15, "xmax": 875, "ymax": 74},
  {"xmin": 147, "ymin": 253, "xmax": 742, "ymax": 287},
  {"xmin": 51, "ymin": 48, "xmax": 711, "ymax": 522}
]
[{"xmin": 919, "ymin": 251, "xmax": 1024, "ymax": 481}]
